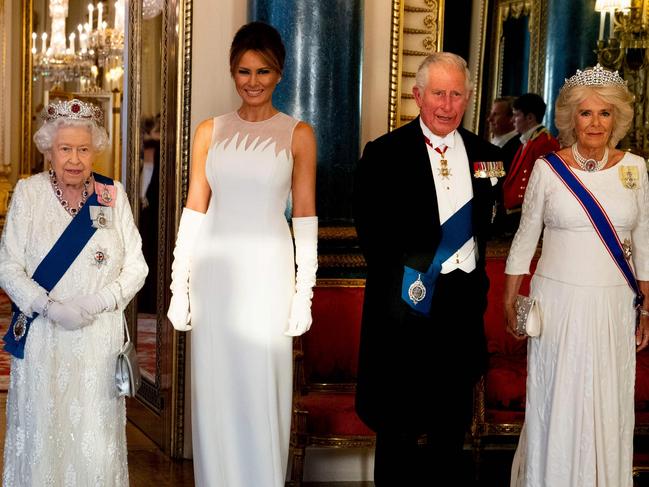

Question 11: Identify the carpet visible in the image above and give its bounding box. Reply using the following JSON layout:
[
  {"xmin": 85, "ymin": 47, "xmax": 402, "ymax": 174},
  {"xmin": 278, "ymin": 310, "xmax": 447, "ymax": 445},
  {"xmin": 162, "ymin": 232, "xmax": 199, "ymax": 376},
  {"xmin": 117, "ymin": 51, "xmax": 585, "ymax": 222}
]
[{"xmin": 136, "ymin": 314, "xmax": 156, "ymax": 383}]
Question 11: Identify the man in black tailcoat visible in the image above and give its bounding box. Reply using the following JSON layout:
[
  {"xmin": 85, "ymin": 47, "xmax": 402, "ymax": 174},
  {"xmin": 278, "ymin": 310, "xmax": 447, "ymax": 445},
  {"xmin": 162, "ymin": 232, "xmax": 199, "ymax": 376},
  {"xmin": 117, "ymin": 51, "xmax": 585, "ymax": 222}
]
[{"xmin": 353, "ymin": 52, "xmax": 503, "ymax": 485}]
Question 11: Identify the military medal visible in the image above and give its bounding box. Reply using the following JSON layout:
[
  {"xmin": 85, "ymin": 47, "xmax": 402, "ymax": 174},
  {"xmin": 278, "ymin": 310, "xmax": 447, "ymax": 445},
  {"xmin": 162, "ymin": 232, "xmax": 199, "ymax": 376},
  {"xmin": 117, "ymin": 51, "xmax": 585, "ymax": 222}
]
[
  {"xmin": 434, "ymin": 145, "xmax": 451, "ymax": 179},
  {"xmin": 487, "ymin": 161, "xmax": 505, "ymax": 177},
  {"xmin": 12, "ymin": 313, "xmax": 27, "ymax": 341},
  {"xmin": 619, "ymin": 165, "xmax": 639, "ymax": 189},
  {"xmin": 474, "ymin": 162, "xmax": 487, "ymax": 178},
  {"xmin": 408, "ymin": 273, "xmax": 427, "ymax": 305}
]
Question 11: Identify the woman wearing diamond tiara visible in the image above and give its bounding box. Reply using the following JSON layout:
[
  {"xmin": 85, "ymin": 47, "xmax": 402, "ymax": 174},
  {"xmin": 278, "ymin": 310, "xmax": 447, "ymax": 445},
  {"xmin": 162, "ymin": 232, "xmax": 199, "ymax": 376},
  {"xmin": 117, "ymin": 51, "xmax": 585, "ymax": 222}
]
[
  {"xmin": 504, "ymin": 65, "xmax": 649, "ymax": 486},
  {"xmin": 0, "ymin": 98, "xmax": 147, "ymax": 485},
  {"xmin": 166, "ymin": 22, "xmax": 317, "ymax": 486}
]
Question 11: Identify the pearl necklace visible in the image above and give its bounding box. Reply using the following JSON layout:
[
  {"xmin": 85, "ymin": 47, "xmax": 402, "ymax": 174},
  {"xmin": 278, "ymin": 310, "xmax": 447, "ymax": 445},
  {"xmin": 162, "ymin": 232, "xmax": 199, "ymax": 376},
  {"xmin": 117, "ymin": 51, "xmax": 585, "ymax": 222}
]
[
  {"xmin": 49, "ymin": 169, "xmax": 91, "ymax": 216},
  {"xmin": 571, "ymin": 143, "xmax": 608, "ymax": 172}
]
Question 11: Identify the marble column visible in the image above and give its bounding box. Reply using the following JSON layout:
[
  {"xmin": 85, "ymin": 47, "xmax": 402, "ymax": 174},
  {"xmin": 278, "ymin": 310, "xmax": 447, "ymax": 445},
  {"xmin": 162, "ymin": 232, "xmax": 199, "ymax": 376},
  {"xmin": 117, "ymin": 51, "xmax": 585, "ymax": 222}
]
[
  {"xmin": 543, "ymin": 0, "xmax": 599, "ymax": 133},
  {"xmin": 249, "ymin": 0, "xmax": 363, "ymax": 223}
]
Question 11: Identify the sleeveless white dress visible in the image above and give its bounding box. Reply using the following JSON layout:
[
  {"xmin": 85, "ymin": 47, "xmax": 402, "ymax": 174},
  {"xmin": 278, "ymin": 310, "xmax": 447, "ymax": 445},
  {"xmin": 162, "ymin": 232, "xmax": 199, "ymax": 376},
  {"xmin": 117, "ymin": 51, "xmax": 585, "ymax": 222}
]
[
  {"xmin": 189, "ymin": 111, "xmax": 299, "ymax": 487},
  {"xmin": 507, "ymin": 153, "xmax": 649, "ymax": 487}
]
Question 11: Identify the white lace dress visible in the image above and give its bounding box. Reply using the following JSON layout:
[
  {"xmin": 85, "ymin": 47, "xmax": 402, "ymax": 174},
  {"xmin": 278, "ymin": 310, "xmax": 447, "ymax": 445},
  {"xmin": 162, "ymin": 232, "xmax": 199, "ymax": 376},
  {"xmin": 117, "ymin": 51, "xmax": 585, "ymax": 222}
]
[
  {"xmin": 189, "ymin": 111, "xmax": 298, "ymax": 487},
  {"xmin": 0, "ymin": 172, "xmax": 148, "ymax": 486},
  {"xmin": 507, "ymin": 153, "xmax": 649, "ymax": 487}
]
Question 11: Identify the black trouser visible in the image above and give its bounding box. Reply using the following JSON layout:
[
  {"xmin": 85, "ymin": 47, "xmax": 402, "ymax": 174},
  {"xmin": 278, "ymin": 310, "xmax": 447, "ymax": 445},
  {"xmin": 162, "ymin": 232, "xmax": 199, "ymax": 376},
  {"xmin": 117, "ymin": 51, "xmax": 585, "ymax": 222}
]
[
  {"xmin": 374, "ymin": 270, "xmax": 485, "ymax": 487},
  {"xmin": 373, "ymin": 383, "xmax": 473, "ymax": 486}
]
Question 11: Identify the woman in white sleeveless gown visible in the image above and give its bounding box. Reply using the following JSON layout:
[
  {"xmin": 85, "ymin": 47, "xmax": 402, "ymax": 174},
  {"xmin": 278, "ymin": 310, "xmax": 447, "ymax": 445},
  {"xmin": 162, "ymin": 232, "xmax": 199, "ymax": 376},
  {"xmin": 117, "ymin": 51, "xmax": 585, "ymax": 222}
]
[
  {"xmin": 504, "ymin": 66, "xmax": 649, "ymax": 486},
  {"xmin": 167, "ymin": 22, "xmax": 318, "ymax": 486}
]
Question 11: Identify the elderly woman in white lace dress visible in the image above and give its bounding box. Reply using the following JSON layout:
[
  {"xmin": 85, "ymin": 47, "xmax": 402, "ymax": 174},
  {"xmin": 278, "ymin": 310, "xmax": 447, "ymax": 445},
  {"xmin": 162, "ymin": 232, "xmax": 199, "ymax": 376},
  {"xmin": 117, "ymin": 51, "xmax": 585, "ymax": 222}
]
[
  {"xmin": 0, "ymin": 99, "xmax": 147, "ymax": 486},
  {"xmin": 504, "ymin": 65, "xmax": 649, "ymax": 487}
]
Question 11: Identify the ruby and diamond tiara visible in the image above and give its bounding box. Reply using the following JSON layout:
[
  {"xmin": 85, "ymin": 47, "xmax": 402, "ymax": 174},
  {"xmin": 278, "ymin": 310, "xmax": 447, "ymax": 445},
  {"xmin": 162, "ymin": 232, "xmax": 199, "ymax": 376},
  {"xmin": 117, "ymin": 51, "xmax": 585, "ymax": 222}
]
[
  {"xmin": 561, "ymin": 64, "xmax": 627, "ymax": 92},
  {"xmin": 41, "ymin": 99, "xmax": 104, "ymax": 125}
]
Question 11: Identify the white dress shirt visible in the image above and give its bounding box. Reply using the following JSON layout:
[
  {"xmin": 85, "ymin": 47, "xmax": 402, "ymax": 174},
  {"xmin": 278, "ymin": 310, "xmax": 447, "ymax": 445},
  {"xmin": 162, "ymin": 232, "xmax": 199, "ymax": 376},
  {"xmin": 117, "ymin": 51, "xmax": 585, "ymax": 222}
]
[
  {"xmin": 419, "ymin": 119, "xmax": 477, "ymax": 274},
  {"xmin": 490, "ymin": 130, "xmax": 518, "ymax": 148},
  {"xmin": 519, "ymin": 124, "xmax": 543, "ymax": 145}
]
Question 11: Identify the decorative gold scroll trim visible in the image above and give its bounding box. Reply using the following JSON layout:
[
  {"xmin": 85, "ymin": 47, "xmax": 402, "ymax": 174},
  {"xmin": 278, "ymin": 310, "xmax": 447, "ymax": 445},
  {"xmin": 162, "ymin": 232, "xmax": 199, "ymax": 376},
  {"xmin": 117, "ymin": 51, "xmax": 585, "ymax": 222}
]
[
  {"xmin": 315, "ymin": 278, "xmax": 366, "ymax": 287},
  {"xmin": 389, "ymin": 0, "xmax": 445, "ymax": 131},
  {"xmin": 319, "ymin": 226, "xmax": 358, "ymax": 240},
  {"xmin": 466, "ymin": 0, "xmax": 489, "ymax": 134}
]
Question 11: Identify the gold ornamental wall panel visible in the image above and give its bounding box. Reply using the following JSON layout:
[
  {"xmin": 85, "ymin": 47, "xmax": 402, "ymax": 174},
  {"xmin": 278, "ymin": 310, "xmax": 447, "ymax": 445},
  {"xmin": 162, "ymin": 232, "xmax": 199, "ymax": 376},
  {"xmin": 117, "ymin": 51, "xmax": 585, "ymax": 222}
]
[{"xmin": 389, "ymin": 0, "xmax": 445, "ymax": 131}]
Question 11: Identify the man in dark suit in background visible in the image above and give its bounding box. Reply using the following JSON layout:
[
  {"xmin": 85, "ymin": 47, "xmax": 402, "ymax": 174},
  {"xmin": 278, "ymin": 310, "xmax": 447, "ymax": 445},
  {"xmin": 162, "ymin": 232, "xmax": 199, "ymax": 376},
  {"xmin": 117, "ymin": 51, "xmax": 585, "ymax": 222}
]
[
  {"xmin": 487, "ymin": 96, "xmax": 520, "ymax": 167},
  {"xmin": 353, "ymin": 52, "xmax": 503, "ymax": 485},
  {"xmin": 487, "ymin": 96, "xmax": 521, "ymax": 237}
]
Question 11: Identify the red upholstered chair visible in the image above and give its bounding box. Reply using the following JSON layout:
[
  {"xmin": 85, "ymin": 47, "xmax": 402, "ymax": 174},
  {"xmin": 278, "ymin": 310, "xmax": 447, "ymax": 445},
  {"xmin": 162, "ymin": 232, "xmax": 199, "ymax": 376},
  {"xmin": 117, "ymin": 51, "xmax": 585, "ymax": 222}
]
[
  {"xmin": 471, "ymin": 257, "xmax": 533, "ymax": 466},
  {"xmin": 288, "ymin": 279, "xmax": 375, "ymax": 485}
]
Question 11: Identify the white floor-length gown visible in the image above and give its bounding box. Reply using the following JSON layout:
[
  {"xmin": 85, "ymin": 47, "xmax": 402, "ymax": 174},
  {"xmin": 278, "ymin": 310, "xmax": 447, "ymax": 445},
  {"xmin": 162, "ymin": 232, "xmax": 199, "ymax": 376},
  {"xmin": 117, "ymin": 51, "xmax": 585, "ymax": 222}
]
[
  {"xmin": 189, "ymin": 111, "xmax": 299, "ymax": 487},
  {"xmin": 507, "ymin": 153, "xmax": 649, "ymax": 487},
  {"xmin": 0, "ymin": 173, "xmax": 148, "ymax": 486}
]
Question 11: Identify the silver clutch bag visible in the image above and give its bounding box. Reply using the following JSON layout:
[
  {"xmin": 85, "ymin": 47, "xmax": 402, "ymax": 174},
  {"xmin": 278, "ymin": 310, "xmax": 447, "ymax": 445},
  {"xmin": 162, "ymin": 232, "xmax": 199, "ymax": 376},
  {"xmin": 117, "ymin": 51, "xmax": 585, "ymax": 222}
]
[
  {"xmin": 116, "ymin": 314, "xmax": 142, "ymax": 397},
  {"xmin": 515, "ymin": 294, "xmax": 541, "ymax": 337}
]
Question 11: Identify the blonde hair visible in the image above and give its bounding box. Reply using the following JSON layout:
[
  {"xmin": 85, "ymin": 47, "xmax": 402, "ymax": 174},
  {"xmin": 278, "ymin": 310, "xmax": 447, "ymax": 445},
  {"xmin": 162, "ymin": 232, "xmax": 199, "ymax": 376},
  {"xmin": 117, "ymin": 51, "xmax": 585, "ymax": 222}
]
[{"xmin": 554, "ymin": 84, "xmax": 634, "ymax": 147}]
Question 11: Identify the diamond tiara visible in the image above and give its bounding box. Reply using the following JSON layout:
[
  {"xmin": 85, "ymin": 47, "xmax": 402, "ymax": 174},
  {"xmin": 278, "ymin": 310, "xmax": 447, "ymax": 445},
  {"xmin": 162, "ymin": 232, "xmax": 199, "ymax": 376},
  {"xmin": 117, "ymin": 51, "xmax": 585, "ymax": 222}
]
[
  {"xmin": 561, "ymin": 64, "xmax": 627, "ymax": 92},
  {"xmin": 41, "ymin": 99, "xmax": 104, "ymax": 126}
]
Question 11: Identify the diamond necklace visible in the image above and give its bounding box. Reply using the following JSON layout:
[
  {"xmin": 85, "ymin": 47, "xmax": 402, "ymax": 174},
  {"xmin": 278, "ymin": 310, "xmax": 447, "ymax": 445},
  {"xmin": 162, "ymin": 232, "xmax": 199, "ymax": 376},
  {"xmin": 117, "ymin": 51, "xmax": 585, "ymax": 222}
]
[
  {"xmin": 49, "ymin": 169, "xmax": 91, "ymax": 216},
  {"xmin": 571, "ymin": 143, "xmax": 608, "ymax": 172}
]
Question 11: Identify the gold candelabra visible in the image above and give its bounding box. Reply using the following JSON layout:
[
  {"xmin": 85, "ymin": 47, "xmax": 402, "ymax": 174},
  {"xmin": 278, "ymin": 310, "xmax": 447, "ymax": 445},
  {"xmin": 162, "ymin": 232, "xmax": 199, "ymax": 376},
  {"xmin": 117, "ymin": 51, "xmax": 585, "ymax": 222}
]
[{"xmin": 596, "ymin": 0, "xmax": 649, "ymax": 158}]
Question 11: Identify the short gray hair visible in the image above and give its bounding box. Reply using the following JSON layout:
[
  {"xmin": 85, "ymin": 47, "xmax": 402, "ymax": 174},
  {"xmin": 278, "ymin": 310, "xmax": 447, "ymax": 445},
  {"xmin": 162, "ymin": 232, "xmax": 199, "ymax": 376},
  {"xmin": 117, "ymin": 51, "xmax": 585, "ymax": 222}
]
[
  {"xmin": 33, "ymin": 118, "xmax": 109, "ymax": 155},
  {"xmin": 415, "ymin": 52, "xmax": 473, "ymax": 93},
  {"xmin": 554, "ymin": 84, "xmax": 633, "ymax": 148}
]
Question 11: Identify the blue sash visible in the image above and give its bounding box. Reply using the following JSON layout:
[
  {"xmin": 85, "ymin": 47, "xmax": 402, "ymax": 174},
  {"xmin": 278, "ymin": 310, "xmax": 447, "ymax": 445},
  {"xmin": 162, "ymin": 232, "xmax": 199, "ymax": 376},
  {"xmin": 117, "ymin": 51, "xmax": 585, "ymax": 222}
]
[
  {"xmin": 543, "ymin": 153, "xmax": 643, "ymax": 309},
  {"xmin": 3, "ymin": 173, "xmax": 114, "ymax": 359},
  {"xmin": 401, "ymin": 199, "xmax": 473, "ymax": 315}
]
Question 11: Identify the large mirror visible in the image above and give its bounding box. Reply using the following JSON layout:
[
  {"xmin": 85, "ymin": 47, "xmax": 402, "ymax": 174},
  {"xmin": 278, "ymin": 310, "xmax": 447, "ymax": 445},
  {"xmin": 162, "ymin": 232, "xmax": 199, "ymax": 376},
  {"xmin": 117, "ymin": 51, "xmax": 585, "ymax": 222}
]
[
  {"xmin": 489, "ymin": 0, "xmax": 548, "ymax": 104},
  {"xmin": 124, "ymin": 0, "xmax": 192, "ymax": 457},
  {"xmin": 20, "ymin": 0, "xmax": 192, "ymax": 456},
  {"xmin": 135, "ymin": 4, "xmax": 162, "ymax": 392}
]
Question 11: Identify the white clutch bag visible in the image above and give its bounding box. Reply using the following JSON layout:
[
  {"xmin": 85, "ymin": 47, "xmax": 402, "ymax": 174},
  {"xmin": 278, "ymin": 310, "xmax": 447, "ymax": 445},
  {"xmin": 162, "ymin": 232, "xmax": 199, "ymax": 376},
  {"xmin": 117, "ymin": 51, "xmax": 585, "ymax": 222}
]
[{"xmin": 515, "ymin": 295, "xmax": 541, "ymax": 337}]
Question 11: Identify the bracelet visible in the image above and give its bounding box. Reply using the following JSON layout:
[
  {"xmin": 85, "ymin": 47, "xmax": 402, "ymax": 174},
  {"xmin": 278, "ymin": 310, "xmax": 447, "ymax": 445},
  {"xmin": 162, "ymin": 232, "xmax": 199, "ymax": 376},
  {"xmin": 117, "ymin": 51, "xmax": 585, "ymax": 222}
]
[
  {"xmin": 42, "ymin": 298, "xmax": 54, "ymax": 318},
  {"xmin": 640, "ymin": 309, "xmax": 649, "ymax": 318}
]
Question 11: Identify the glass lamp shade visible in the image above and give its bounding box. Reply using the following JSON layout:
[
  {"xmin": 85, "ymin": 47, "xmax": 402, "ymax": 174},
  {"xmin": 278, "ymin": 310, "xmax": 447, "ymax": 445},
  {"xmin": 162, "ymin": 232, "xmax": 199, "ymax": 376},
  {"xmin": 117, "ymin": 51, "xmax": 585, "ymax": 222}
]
[{"xmin": 595, "ymin": 0, "xmax": 631, "ymax": 11}]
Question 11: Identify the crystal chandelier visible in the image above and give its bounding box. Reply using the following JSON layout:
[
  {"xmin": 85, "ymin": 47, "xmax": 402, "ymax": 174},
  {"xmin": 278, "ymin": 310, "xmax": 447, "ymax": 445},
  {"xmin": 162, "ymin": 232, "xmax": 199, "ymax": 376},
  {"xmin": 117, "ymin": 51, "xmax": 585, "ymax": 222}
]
[
  {"xmin": 32, "ymin": 0, "xmax": 125, "ymax": 92},
  {"xmin": 142, "ymin": 0, "xmax": 163, "ymax": 20}
]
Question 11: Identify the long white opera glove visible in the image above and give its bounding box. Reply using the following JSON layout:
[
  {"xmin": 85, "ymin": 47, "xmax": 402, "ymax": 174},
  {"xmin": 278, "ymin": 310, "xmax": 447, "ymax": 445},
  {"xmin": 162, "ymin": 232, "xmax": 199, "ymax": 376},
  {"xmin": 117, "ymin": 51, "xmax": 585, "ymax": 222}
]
[
  {"xmin": 32, "ymin": 295, "xmax": 93, "ymax": 331},
  {"xmin": 285, "ymin": 216, "xmax": 318, "ymax": 336},
  {"xmin": 167, "ymin": 208, "xmax": 205, "ymax": 331}
]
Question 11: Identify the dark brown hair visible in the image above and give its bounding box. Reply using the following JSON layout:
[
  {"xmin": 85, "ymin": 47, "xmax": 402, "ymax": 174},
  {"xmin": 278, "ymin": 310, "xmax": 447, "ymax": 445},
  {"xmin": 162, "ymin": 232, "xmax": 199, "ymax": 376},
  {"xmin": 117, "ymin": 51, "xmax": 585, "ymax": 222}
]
[{"xmin": 229, "ymin": 22, "xmax": 286, "ymax": 76}]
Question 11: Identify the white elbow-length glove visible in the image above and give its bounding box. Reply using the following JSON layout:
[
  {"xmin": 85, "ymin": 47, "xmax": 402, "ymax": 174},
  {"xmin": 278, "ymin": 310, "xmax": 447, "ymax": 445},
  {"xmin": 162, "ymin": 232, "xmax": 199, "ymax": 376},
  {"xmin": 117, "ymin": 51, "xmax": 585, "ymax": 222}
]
[
  {"xmin": 32, "ymin": 294, "xmax": 94, "ymax": 331},
  {"xmin": 167, "ymin": 208, "xmax": 205, "ymax": 331},
  {"xmin": 285, "ymin": 216, "xmax": 318, "ymax": 336}
]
